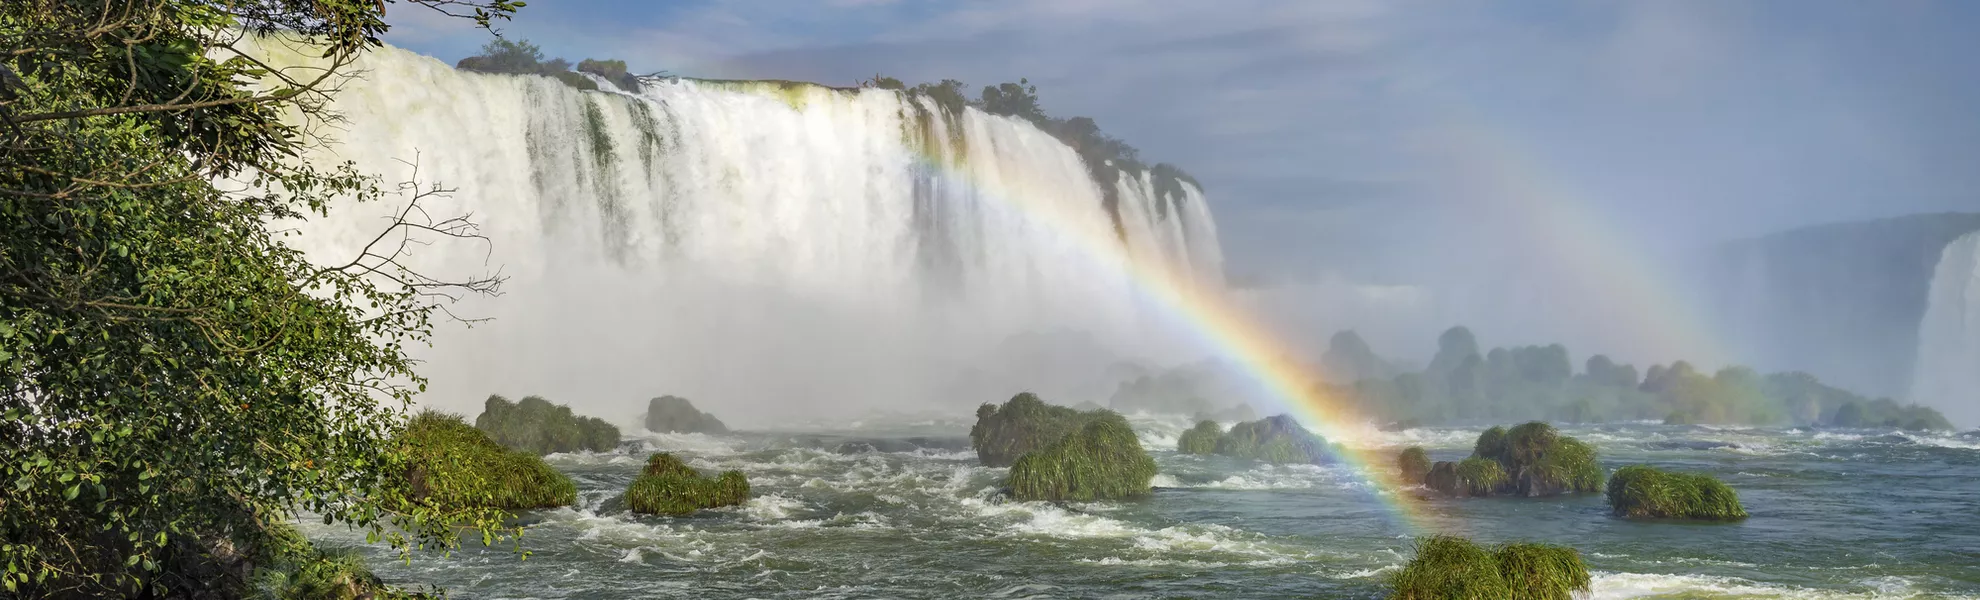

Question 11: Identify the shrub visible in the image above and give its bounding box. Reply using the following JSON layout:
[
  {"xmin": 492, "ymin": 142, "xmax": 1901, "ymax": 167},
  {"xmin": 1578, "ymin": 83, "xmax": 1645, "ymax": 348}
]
[
  {"xmin": 645, "ymin": 395, "xmax": 730, "ymax": 434},
  {"xmin": 624, "ymin": 453, "xmax": 751, "ymax": 516},
  {"xmin": 970, "ymin": 392, "xmax": 1105, "ymax": 467},
  {"xmin": 400, "ymin": 411, "xmax": 576, "ymax": 511},
  {"xmin": 1455, "ymin": 458, "xmax": 1508, "ymax": 497},
  {"xmin": 1389, "ymin": 535, "xmax": 1509, "ymax": 600},
  {"xmin": 475, "ymin": 395, "xmax": 620, "ymax": 455},
  {"xmin": 1007, "ymin": 413, "xmax": 1158, "ymax": 502},
  {"xmin": 1213, "ymin": 414, "xmax": 1332, "ymax": 465},
  {"xmin": 1606, "ymin": 465, "xmax": 1748, "ymax": 521},
  {"xmin": 1398, "ymin": 446, "xmax": 1432, "ymax": 484},
  {"xmin": 1390, "ymin": 536, "xmax": 1591, "ymax": 600},
  {"xmin": 1177, "ymin": 420, "xmax": 1223, "ymax": 455}
]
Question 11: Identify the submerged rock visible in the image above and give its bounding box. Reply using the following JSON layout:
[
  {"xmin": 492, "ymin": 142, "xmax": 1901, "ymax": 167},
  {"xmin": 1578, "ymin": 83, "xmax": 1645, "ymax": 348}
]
[
  {"xmin": 1606, "ymin": 465, "xmax": 1747, "ymax": 521},
  {"xmin": 475, "ymin": 394, "xmax": 620, "ymax": 455},
  {"xmin": 625, "ymin": 453, "xmax": 750, "ymax": 516},
  {"xmin": 400, "ymin": 411, "xmax": 576, "ymax": 510},
  {"xmin": 1007, "ymin": 412, "xmax": 1158, "ymax": 502},
  {"xmin": 645, "ymin": 395, "xmax": 729, "ymax": 434}
]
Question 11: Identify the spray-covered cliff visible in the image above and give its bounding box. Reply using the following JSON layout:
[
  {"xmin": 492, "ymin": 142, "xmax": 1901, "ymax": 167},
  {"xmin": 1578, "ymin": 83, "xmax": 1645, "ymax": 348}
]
[
  {"xmin": 1703, "ymin": 213, "xmax": 1980, "ymax": 403},
  {"xmin": 256, "ymin": 42, "xmax": 1224, "ymax": 422}
]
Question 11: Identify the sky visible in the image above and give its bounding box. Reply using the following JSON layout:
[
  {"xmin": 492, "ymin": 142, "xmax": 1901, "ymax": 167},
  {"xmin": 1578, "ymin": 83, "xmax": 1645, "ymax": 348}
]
[{"xmin": 383, "ymin": 0, "xmax": 1980, "ymax": 285}]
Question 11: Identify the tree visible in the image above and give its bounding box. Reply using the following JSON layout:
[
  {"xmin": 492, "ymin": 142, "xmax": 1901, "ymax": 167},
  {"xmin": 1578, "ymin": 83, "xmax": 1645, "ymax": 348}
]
[
  {"xmin": 1429, "ymin": 326, "xmax": 1481, "ymax": 376},
  {"xmin": 1, "ymin": 0, "xmax": 520, "ymax": 596},
  {"xmin": 979, "ymin": 78, "xmax": 1045, "ymax": 125}
]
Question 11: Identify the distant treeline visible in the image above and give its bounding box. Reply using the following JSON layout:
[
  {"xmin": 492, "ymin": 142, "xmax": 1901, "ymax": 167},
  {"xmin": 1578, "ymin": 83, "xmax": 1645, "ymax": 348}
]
[
  {"xmin": 1320, "ymin": 326, "xmax": 1953, "ymax": 430},
  {"xmin": 454, "ymin": 38, "xmax": 644, "ymax": 92}
]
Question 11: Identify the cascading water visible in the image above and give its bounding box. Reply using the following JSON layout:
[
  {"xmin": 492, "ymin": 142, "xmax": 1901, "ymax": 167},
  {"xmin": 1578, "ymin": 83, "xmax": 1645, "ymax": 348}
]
[
  {"xmin": 1911, "ymin": 231, "xmax": 1980, "ymax": 428},
  {"xmin": 259, "ymin": 43, "xmax": 1223, "ymax": 424}
]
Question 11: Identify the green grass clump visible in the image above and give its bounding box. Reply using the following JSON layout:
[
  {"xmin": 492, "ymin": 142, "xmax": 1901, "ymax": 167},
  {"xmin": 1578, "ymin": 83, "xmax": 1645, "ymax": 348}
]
[
  {"xmin": 624, "ymin": 453, "xmax": 751, "ymax": 516},
  {"xmin": 645, "ymin": 395, "xmax": 729, "ymax": 434},
  {"xmin": 1468, "ymin": 421, "xmax": 1603, "ymax": 497},
  {"xmin": 970, "ymin": 392, "xmax": 1107, "ymax": 467},
  {"xmin": 1212, "ymin": 414, "xmax": 1331, "ymax": 465},
  {"xmin": 401, "ymin": 411, "xmax": 577, "ymax": 510},
  {"xmin": 1177, "ymin": 420, "xmax": 1223, "ymax": 455},
  {"xmin": 1606, "ymin": 465, "xmax": 1748, "ymax": 521},
  {"xmin": 1389, "ymin": 535, "xmax": 1591, "ymax": 600},
  {"xmin": 1007, "ymin": 412, "xmax": 1158, "ymax": 502},
  {"xmin": 1398, "ymin": 446, "xmax": 1432, "ymax": 484},
  {"xmin": 1493, "ymin": 543, "xmax": 1593, "ymax": 600},
  {"xmin": 1455, "ymin": 457, "xmax": 1508, "ymax": 497},
  {"xmin": 475, "ymin": 394, "xmax": 621, "ymax": 455}
]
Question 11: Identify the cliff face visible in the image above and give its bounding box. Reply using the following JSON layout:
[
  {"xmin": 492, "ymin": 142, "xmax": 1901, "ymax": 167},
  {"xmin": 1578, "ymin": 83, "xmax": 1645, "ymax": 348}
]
[{"xmin": 1702, "ymin": 212, "xmax": 1980, "ymax": 400}]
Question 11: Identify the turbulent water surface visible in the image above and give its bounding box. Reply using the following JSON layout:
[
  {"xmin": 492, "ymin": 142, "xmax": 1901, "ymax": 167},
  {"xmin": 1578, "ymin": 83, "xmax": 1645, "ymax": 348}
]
[{"xmin": 301, "ymin": 420, "xmax": 1980, "ymax": 599}]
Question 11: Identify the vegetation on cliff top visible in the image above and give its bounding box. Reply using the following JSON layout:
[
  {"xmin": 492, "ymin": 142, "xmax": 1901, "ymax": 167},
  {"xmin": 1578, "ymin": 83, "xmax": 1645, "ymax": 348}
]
[
  {"xmin": 625, "ymin": 453, "xmax": 751, "ymax": 516},
  {"xmin": 1389, "ymin": 535, "xmax": 1591, "ymax": 600},
  {"xmin": 455, "ymin": 38, "xmax": 648, "ymax": 92},
  {"xmin": 645, "ymin": 395, "xmax": 730, "ymax": 434},
  {"xmin": 1606, "ymin": 465, "xmax": 1748, "ymax": 521},
  {"xmin": 475, "ymin": 395, "xmax": 620, "ymax": 455},
  {"xmin": 401, "ymin": 412, "xmax": 577, "ymax": 511},
  {"xmin": 1007, "ymin": 412, "xmax": 1159, "ymax": 502}
]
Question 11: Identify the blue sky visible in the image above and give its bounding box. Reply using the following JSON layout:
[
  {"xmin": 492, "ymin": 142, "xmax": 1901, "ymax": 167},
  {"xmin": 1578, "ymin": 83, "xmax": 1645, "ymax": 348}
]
[{"xmin": 384, "ymin": 0, "xmax": 1980, "ymax": 283}]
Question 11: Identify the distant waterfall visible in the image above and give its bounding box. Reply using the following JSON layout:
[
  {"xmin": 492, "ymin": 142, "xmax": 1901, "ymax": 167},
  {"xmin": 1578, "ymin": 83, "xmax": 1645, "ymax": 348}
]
[
  {"xmin": 258, "ymin": 43, "xmax": 1224, "ymax": 423},
  {"xmin": 1912, "ymin": 231, "xmax": 1980, "ymax": 428}
]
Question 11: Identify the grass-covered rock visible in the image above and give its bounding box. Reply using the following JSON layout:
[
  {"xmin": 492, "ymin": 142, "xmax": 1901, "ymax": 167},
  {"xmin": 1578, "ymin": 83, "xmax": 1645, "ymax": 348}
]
[
  {"xmin": 1455, "ymin": 457, "xmax": 1508, "ymax": 497},
  {"xmin": 1466, "ymin": 422, "xmax": 1602, "ymax": 497},
  {"xmin": 1399, "ymin": 446, "xmax": 1431, "ymax": 483},
  {"xmin": 970, "ymin": 392, "xmax": 1108, "ymax": 467},
  {"xmin": 645, "ymin": 395, "xmax": 730, "ymax": 434},
  {"xmin": 1390, "ymin": 535, "xmax": 1590, "ymax": 600},
  {"xmin": 1606, "ymin": 465, "xmax": 1748, "ymax": 521},
  {"xmin": 475, "ymin": 394, "xmax": 620, "ymax": 455},
  {"xmin": 400, "ymin": 411, "xmax": 576, "ymax": 511},
  {"xmin": 1178, "ymin": 420, "xmax": 1223, "ymax": 455},
  {"xmin": 1007, "ymin": 412, "xmax": 1158, "ymax": 502},
  {"xmin": 625, "ymin": 453, "xmax": 751, "ymax": 516},
  {"xmin": 1212, "ymin": 414, "xmax": 1332, "ymax": 465}
]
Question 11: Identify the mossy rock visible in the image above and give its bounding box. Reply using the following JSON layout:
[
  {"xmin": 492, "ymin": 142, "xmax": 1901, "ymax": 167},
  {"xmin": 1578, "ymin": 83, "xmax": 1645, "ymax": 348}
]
[
  {"xmin": 1390, "ymin": 535, "xmax": 1591, "ymax": 600},
  {"xmin": 970, "ymin": 392, "xmax": 1109, "ymax": 467},
  {"xmin": 645, "ymin": 395, "xmax": 730, "ymax": 434},
  {"xmin": 1212, "ymin": 414, "xmax": 1331, "ymax": 465},
  {"xmin": 1398, "ymin": 446, "xmax": 1431, "ymax": 484},
  {"xmin": 1468, "ymin": 421, "xmax": 1603, "ymax": 497},
  {"xmin": 1606, "ymin": 465, "xmax": 1748, "ymax": 521},
  {"xmin": 1425, "ymin": 461, "xmax": 1459, "ymax": 495},
  {"xmin": 1177, "ymin": 420, "xmax": 1222, "ymax": 455},
  {"xmin": 1007, "ymin": 412, "xmax": 1158, "ymax": 502},
  {"xmin": 400, "ymin": 411, "xmax": 576, "ymax": 510},
  {"xmin": 625, "ymin": 453, "xmax": 751, "ymax": 516},
  {"xmin": 475, "ymin": 394, "xmax": 620, "ymax": 455}
]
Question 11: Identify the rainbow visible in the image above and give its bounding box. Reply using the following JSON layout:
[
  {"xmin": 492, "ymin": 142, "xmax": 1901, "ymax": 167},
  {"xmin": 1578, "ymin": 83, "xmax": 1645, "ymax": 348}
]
[{"xmin": 898, "ymin": 102, "xmax": 1445, "ymax": 533}]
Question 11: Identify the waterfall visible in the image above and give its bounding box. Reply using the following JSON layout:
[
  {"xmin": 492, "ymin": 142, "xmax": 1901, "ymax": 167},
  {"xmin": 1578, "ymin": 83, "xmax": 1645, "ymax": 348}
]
[
  {"xmin": 1912, "ymin": 231, "xmax": 1980, "ymax": 428},
  {"xmin": 258, "ymin": 43, "xmax": 1224, "ymax": 424}
]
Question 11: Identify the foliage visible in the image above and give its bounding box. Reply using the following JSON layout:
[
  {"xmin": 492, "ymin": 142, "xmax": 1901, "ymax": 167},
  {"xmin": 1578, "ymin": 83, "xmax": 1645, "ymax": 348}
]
[
  {"xmin": 1467, "ymin": 422, "xmax": 1603, "ymax": 497},
  {"xmin": 1454, "ymin": 458, "xmax": 1508, "ymax": 497},
  {"xmin": 970, "ymin": 392, "xmax": 1107, "ymax": 467},
  {"xmin": 644, "ymin": 395, "xmax": 729, "ymax": 434},
  {"xmin": 1398, "ymin": 447, "xmax": 1432, "ymax": 484},
  {"xmin": 1606, "ymin": 465, "xmax": 1748, "ymax": 521},
  {"xmin": 623, "ymin": 453, "xmax": 750, "ymax": 516},
  {"xmin": 400, "ymin": 412, "xmax": 577, "ymax": 511},
  {"xmin": 1212, "ymin": 415, "xmax": 1333, "ymax": 465},
  {"xmin": 1390, "ymin": 536, "xmax": 1591, "ymax": 600},
  {"xmin": 1177, "ymin": 420, "xmax": 1223, "ymax": 455},
  {"xmin": 475, "ymin": 394, "xmax": 620, "ymax": 455},
  {"xmin": 251, "ymin": 523, "xmax": 409, "ymax": 600},
  {"xmin": 0, "ymin": 0, "xmax": 522, "ymax": 595},
  {"xmin": 1006, "ymin": 413, "xmax": 1158, "ymax": 502},
  {"xmin": 456, "ymin": 38, "xmax": 647, "ymax": 92}
]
